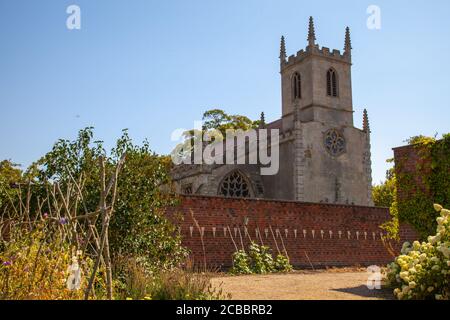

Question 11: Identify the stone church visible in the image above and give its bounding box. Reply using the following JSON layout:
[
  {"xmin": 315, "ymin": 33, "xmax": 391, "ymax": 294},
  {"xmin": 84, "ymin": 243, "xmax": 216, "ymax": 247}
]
[{"xmin": 172, "ymin": 17, "xmax": 373, "ymax": 206}]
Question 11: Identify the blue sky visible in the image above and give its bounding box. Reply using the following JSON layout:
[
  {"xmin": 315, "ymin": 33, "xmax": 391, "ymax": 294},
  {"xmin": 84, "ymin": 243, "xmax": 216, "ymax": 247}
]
[{"xmin": 0, "ymin": 0, "xmax": 449, "ymax": 183}]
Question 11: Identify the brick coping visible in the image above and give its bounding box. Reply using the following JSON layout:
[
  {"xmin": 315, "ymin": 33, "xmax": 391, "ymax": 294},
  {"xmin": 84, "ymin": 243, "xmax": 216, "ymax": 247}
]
[{"xmin": 178, "ymin": 194, "xmax": 389, "ymax": 211}]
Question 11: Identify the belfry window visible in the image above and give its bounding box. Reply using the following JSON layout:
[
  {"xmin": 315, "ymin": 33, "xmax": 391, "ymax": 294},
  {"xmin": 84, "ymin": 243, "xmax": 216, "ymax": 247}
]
[
  {"xmin": 292, "ymin": 72, "xmax": 302, "ymax": 100},
  {"xmin": 326, "ymin": 69, "xmax": 338, "ymax": 97},
  {"xmin": 182, "ymin": 184, "xmax": 193, "ymax": 195},
  {"xmin": 219, "ymin": 171, "xmax": 251, "ymax": 198}
]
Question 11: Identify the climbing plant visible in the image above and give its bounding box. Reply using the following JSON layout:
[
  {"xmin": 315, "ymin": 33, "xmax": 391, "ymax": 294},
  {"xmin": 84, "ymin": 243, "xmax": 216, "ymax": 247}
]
[{"xmin": 395, "ymin": 134, "xmax": 450, "ymax": 239}]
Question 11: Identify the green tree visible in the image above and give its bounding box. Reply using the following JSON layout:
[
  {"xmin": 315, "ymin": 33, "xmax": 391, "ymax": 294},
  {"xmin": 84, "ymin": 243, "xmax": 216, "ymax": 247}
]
[
  {"xmin": 171, "ymin": 109, "xmax": 261, "ymax": 161},
  {"xmin": 32, "ymin": 127, "xmax": 187, "ymax": 271},
  {"xmin": 202, "ymin": 109, "xmax": 259, "ymax": 135},
  {"xmin": 372, "ymin": 162, "xmax": 396, "ymax": 208},
  {"xmin": 0, "ymin": 160, "xmax": 23, "ymax": 210}
]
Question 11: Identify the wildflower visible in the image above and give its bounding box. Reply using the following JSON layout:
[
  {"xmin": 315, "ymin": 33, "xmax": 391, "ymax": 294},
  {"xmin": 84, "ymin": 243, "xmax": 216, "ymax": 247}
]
[
  {"xmin": 43, "ymin": 213, "xmax": 49, "ymax": 219},
  {"xmin": 2, "ymin": 261, "xmax": 12, "ymax": 267},
  {"xmin": 434, "ymin": 204, "xmax": 443, "ymax": 212},
  {"xmin": 59, "ymin": 217, "xmax": 69, "ymax": 225}
]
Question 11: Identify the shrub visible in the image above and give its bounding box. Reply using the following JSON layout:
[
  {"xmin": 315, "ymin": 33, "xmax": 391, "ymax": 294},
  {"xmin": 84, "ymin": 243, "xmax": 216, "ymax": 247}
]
[
  {"xmin": 150, "ymin": 268, "xmax": 229, "ymax": 300},
  {"xmin": 248, "ymin": 242, "xmax": 274, "ymax": 274},
  {"xmin": 113, "ymin": 256, "xmax": 153, "ymax": 300},
  {"xmin": 230, "ymin": 243, "xmax": 292, "ymax": 275},
  {"xmin": 386, "ymin": 204, "xmax": 450, "ymax": 300},
  {"xmin": 230, "ymin": 250, "xmax": 252, "ymax": 275},
  {"xmin": 0, "ymin": 221, "xmax": 96, "ymax": 300},
  {"xmin": 113, "ymin": 257, "xmax": 229, "ymax": 300},
  {"xmin": 274, "ymin": 254, "xmax": 293, "ymax": 273}
]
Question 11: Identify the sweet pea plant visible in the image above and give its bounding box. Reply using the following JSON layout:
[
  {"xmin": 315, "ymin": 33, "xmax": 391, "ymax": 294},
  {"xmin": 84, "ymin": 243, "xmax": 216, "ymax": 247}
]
[{"xmin": 386, "ymin": 204, "xmax": 450, "ymax": 300}]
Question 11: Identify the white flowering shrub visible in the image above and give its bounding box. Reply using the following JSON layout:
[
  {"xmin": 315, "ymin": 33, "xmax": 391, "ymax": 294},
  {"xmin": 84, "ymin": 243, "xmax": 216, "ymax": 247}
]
[{"xmin": 386, "ymin": 204, "xmax": 450, "ymax": 300}]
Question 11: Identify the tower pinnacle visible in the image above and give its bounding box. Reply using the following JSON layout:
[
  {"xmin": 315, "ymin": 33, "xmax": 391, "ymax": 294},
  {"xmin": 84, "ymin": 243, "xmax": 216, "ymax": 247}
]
[
  {"xmin": 259, "ymin": 112, "xmax": 266, "ymax": 128},
  {"xmin": 363, "ymin": 109, "xmax": 370, "ymax": 133},
  {"xmin": 307, "ymin": 16, "xmax": 316, "ymax": 47},
  {"xmin": 279, "ymin": 36, "xmax": 287, "ymax": 62},
  {"xmin": 344, "ymin": 27, "xmax": 352, "ymax": 57}
]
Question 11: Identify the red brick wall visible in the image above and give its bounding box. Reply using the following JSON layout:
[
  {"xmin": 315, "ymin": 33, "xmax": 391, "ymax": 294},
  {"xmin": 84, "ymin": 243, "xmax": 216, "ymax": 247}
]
[
  {"xmin": 166, "ymin": 195, "xmax": 419, "ymax": 269},
  {"xmin": 393, "ymin": 144, "xmax": 431, "ymax": 201}
]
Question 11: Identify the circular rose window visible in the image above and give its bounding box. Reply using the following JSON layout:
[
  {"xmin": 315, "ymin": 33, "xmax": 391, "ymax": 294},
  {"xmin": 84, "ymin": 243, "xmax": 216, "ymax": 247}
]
[{"xmin": 324, "ymin": 129, "xmax": 346, "ymax": 156}]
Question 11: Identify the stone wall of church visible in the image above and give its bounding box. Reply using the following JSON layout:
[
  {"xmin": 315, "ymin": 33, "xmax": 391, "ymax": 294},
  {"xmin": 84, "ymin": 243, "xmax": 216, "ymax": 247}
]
[
  {"xmin": 261, "ymin": 139, "xmax": 295, "ymax": 200},
  {"xmin": 166, "ymin": 195, "xmax": 419, "ymax": 269},
  {"xmin": 298, "ymin": 122, "xmax": 372, "ymax": 206}
]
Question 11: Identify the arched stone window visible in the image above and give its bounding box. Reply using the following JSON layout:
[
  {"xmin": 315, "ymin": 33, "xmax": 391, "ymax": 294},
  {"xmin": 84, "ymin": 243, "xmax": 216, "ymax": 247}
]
[
  {"xmin": 218, "ymin": 171, "xmax": 252, "ymax": 198},
  {"xmin": 326, "ymin": 68, "xmax": 338, "ymax": 97},
  {"xmin": 292, "ymin": 72, "xmax": 302, "ymax": 100}
]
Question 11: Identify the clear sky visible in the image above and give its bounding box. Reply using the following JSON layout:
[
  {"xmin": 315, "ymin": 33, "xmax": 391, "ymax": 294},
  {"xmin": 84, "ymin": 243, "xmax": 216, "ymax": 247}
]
[{"xmin": 0, "ymin": 0, "xmax": 449, "ymax": 183}]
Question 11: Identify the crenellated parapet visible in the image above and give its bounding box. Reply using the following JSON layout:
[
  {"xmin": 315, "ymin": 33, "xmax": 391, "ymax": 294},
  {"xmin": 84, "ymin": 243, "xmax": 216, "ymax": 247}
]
[
  {"xmin": 282, "ymin": 46, "xmax": 351, "ymax": 71},
  {"xmin": 280, "ymin": 17, "xmax": 352, "ymax": 71}
]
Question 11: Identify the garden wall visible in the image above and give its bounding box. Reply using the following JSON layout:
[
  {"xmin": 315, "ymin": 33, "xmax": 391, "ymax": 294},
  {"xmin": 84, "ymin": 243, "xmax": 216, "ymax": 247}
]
[
  {"xmin": 166, "ymin": 195, "xmax": 419, "ymax": 269},
  {"xmin": 393, "ymin": 144, "xmax": 431, "ymax": 202}
]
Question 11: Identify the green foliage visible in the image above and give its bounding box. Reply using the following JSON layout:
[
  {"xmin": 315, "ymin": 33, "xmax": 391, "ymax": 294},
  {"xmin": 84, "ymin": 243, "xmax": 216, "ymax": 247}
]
[
  {"xmin": 1, "ymin": 128, "xmax": 214, "ymax": 300},
  {"xmin": 230, "ymin": 243, "xmax": 292, "ymax": 275},
  {"xmin": 396, "ymin": 134, "xmax": 450, "ymax": 239},
  {"xmin": 274, "ymin": 254, "xmax": 293, "ymax": 273},
  {"xmin": 372, "ymin": 166, "xmax": 396, "ymax": 208},
  {"xmin": 31, "ymin": 127, "xmax": 187, "ymax": 272},
  {"xmin": 149, "ymin": 268, "xmax": 229, "ymax": 300},
  {"xmin": 248, "ymin": 242, "xmax": 275, "ymax": 274},
  {"xmin": 171, "ymin": 109, "xmax": 260, "ymax": 160},
  {"xmin": 385, "ymin": 204, "xmax": 450, "ymax": 300},
  {"xmin": 0, "ymin": 160, "xmax": 23, "ymax": 210},
  {"xmin": 113, "ymin": 256, "xmax": 153, "ymax": 300},
  {"xmin": 202, "ymin": 109, "xmax": 260, "ymax": 135},
  {"xmin": 115, "ymin": 257, "xmax": 230, "ymax": 300},
  {"xmin": 230, "ymin": 250, "xmax": 252, "ymax": 275},
  {"xmin": 0, "ymin": 220, "xmax": 100, "ymax": 300}
]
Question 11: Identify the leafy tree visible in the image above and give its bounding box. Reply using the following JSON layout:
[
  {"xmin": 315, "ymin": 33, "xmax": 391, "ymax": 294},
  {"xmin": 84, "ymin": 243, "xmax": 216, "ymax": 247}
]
[
  {"xmin": 30, "ymin": 127, "xmax": 187, "ymax": 271},
  {"xmin": 202, "ymin": 109, "xmax": 260, "ymax": 135},
  {"xmin": 372, "ymin": 161, "xmax": 396, "ymax": 208},
  {"xmin": 171, "ymin": 109, "xmax": 261, "ymax": 161},
  {"xmin": 0, "ymin": 160, "xmax": 23, "ymax": 211}
]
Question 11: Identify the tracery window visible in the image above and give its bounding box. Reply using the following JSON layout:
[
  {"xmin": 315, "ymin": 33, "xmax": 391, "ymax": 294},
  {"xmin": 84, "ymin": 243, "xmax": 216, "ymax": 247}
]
[
  {"xmin": 219, "ymin": 171, "xmax": 251, "ymax": 198},
  {"xmin": 324, "ymin": 129, "xmax": 346, "ymax": 156}
]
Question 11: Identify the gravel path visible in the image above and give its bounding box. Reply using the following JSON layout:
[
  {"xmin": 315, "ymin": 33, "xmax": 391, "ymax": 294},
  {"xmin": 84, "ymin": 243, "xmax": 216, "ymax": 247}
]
[{"xmin": 212, "ymin": 270, "xmax": 394, "ymax": 300}]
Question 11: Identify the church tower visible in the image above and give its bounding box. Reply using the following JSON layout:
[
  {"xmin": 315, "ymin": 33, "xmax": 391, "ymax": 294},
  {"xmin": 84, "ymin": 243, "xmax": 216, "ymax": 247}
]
[
  {"xmin": 280, "ymin": 17, "xmax": 353, "ymax": 129},
  {"xmin": 271, "ymin": 17, "xmax": 373, "ymax": 206}
]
